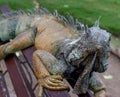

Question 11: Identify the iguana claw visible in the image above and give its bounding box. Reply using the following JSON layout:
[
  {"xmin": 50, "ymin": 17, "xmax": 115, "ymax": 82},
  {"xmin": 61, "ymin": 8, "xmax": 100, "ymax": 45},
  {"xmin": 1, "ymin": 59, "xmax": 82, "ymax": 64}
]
[{"xmin": 38, "ymin": 75, "xmax": 69, "ymax": 91}]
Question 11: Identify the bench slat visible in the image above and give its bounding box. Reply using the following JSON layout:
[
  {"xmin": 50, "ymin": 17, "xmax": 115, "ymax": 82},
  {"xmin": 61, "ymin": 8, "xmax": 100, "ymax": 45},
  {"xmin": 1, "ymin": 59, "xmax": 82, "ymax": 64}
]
[
  {"xmin": 5, "ymin": 54, "xmax": 36, "ymax": 97},
  {"xmin": 0, "ymin": 72, "xmax": 10, "ymax": 97},
  {"xmin": 44, "ymin": 89, "xmax": 70, "ymax": 97}
]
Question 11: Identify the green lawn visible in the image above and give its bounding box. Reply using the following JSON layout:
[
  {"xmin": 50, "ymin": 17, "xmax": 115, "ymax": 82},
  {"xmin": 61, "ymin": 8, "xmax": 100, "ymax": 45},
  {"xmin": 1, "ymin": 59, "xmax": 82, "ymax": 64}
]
[
  {"xmin": 40, "ymin": 0, "xmax": 120, "ymax": 37},
  {"xmin": 0, "ymin": 0, "xmax": 34, "ymax": 11}
]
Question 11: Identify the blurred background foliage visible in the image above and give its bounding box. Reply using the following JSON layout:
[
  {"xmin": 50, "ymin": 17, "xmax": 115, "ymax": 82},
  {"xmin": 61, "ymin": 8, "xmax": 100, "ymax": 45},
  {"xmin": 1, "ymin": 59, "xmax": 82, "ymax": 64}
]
[{"xmin": 0, "ymin": 0, "xmax": 34, "ymax": 11}]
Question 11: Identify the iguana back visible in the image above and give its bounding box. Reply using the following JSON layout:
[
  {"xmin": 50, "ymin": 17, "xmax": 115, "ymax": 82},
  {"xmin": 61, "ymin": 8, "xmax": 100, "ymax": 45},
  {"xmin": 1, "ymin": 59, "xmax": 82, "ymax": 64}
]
[
  {"xmin": 35, "ymin": 15, "xmax": 79, "ymax": 54},
  {"xmin": 0, "ymin": 9, "xmax": 80, "ymax": 55}
]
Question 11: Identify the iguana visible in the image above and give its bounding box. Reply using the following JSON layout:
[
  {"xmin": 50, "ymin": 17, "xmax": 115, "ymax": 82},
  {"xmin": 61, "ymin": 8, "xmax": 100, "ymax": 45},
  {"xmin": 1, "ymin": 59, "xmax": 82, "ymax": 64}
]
[{"xmin": 0, "ymin": 8, "xmax": 111, "ymax": 97}]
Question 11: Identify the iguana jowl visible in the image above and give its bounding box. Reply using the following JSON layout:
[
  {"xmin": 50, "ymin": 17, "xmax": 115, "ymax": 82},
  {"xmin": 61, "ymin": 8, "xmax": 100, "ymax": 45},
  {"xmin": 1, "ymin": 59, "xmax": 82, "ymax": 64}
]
[{"xmin": 0, "ymin": 8, "xmax": 111, "ymax": 97}]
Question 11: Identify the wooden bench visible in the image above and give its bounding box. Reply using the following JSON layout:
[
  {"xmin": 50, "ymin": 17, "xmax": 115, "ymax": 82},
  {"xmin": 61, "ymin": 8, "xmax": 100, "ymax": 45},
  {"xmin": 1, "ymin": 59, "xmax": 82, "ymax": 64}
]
[{"xmin": 0, "ymin": 5, "xmax": 94, "ymax": 97}]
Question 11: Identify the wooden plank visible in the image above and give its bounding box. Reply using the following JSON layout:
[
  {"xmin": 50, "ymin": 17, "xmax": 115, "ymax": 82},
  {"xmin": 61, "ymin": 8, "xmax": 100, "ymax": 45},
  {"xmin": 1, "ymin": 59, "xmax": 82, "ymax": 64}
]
[
  {"xmin": 22, "ymin": 46, "xmax": 35, "ymax": 73},
  {"xmin": 22, "ymin": 46, "xmax": 71, "ymax": 97},
  {"xmin": 5, "ymin": 54, "xmax": 36, "ymax": 97},
  {"xmin": 44, "ymin": 89, "xmax": 70, "ymax": 97},
  {"xmin": 0, "ymin": 72, "xmax": 10, "ymax": 97},
  {"xmin": 0, "ymin": 44, "xmax": 10, "ymax": 97}
]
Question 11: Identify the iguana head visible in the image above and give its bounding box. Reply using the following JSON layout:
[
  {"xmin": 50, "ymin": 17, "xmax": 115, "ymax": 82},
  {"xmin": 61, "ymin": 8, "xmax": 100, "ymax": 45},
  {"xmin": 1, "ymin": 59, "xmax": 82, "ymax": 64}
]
[{"xmin": 67, "ymin": 20, "xmax": 111, "ymax": 73}]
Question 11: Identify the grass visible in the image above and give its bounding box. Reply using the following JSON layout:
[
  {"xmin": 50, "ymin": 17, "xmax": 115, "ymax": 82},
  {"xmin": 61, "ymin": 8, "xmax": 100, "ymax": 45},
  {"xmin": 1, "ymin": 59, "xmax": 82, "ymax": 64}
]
[
  {"xmin": 0, "ymin": 0, "xmax": 34, "ymax": 11},
  {"xmin": 39, "ymin": 0, "xmax": 120, "ymax": 37}
]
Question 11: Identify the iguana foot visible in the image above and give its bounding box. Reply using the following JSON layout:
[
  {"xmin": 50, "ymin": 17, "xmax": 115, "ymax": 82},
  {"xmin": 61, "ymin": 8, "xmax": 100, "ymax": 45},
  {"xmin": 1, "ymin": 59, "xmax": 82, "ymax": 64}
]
[
  {"xmin": 95, "ymin": 90, "xmax": 107, "ymax": 97},
  {"xmin": 38, "ymin": 75, "xmax": 69, "ymax": 91}
]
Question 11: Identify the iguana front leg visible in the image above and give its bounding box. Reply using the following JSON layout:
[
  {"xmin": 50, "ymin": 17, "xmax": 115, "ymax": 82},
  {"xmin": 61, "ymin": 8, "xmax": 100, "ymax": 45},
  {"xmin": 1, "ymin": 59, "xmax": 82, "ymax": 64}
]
[
  {"xmin": 32, "ymin": 50, "xmax": 69, "ymax": 96},
  {"xmin": 0, "ymin": 29, "xmax": 35, "ymax": 60}
]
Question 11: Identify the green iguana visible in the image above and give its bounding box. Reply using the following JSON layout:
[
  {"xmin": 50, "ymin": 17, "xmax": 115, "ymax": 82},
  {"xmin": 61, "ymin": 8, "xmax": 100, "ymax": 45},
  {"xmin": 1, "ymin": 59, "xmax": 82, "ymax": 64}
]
[{"xmin": 0, "ymin": 8, "xmax": 111, "ymax": 97}]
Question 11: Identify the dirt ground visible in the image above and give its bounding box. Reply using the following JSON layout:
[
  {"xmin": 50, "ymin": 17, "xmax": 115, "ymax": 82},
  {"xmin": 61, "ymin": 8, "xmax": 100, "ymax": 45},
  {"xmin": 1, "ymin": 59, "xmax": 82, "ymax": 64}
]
[{"xmin": 97, "ymin": 54, "xmax": 120, "ymax": 97}]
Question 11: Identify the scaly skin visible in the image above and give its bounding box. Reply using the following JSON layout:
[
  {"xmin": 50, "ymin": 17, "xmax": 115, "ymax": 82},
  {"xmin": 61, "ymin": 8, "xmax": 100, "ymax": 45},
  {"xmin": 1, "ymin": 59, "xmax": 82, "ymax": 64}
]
[{"xmin": 0, "ymin": 14, "xmax": 110, "ymax": 97}]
